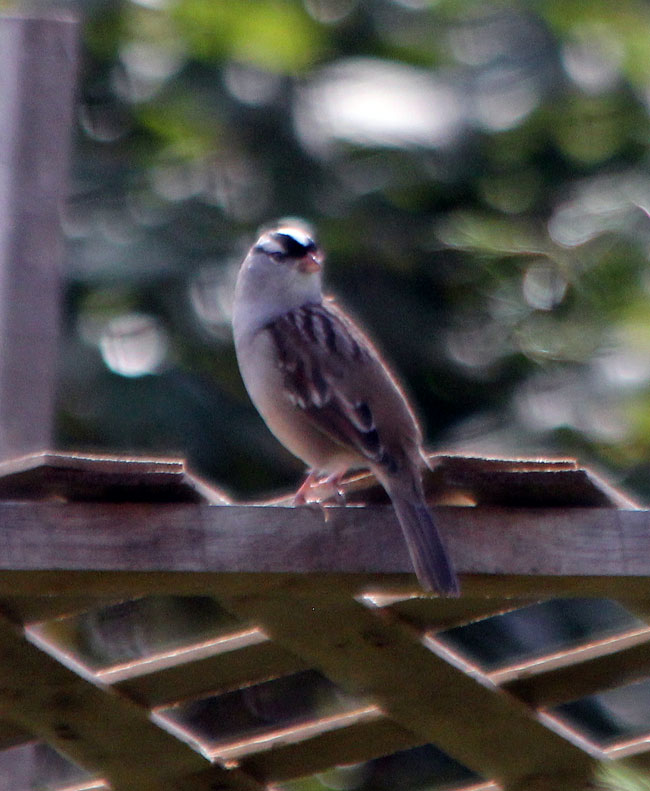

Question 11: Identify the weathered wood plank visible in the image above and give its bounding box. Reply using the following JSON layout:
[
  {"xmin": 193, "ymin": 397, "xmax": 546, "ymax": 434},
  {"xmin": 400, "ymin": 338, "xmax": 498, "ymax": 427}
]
[
  {"xmin": 374, "ymin": 596, "xmax": 541, "ymax": 631},
  {"xmin": 0, "ymin": 452, "xmax": 229, "ymax": 504},
  {"xmin": 0, "ymin": 504, "xmax": 648, "ymax": 585},
  {"xmin": 502, "ymin": 637, "xmax": 650, "ymax": 709},
  {"xmin": 0, "ymin": 612, "xmax": 262, "ymax": 791},
  {"xmin": 336, "ymin": 455, "xmax": 639, "ymax": 509},
  {"xmin": 217, "ymin": 579, "xmax": 596, "ymax": 791},
  {"xmin": 0, "ymin": 14, "xmax": 77, "ymax": 458},
  {"xmin": 237, "ymin": 717, "xmax": 421, "ymax": 783},
  {"xmin": 2, "ymin": 570, "xmax": 650, "ymax": 601},
  {"xmin": 113, "ymin": 639, "xmax": 308, "ymax": 708},
  {"xmin": 0, "ymin": 595, "xmax": 125, "ymax": 625}
]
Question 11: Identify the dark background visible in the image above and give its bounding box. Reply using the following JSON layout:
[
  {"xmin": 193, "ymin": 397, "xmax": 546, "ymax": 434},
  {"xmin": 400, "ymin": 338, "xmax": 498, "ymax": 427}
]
[{"xmin": 55, "ymin": 0, "xmax": 650, "ymax": 504}]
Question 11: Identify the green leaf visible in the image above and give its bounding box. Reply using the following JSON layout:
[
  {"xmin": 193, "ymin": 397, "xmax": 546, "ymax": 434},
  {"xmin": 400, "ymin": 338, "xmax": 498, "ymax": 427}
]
[{"xmin": 172, "ymin": 0, "xmax": 325, "ymax": 72}]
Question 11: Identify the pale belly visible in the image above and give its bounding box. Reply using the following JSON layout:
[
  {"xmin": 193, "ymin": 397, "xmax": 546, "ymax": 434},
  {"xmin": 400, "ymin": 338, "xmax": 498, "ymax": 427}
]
[{"xmin": 235, "ymin": 329, "xmax": 361, "ymax": 474}]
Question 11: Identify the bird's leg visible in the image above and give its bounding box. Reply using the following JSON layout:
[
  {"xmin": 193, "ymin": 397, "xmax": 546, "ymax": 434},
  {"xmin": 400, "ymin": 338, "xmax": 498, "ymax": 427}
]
[
  {"xmin": 315, "ymin": 472, "xmax": 348, "ymax": 523},
  {"xmin": 293, "ymin": 469, "xmax": 321, "ymax": 505},
  {"xmin": 320, "ymin": 472, "xmax": 346, "ymax": 505},
  {"xmin": 293, "ymin": 471, "xmax": 347, "ymax": 525}
]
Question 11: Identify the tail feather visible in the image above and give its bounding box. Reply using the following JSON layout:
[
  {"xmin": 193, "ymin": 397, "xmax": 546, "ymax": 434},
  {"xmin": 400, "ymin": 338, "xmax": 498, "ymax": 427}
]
[{"xmin": 388, "ymin": 490, "xmax": 459, "ymax": 596}]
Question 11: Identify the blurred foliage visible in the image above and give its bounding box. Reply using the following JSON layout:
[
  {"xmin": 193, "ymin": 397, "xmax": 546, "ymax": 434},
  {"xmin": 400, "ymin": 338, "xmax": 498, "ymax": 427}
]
[
  {"xmin": 599, "ymin": 764, "xmax": 650, "ymax": 791},
  {"xmin": 43, "ymin": 0, "xmax": 650, "ymax": 501}
]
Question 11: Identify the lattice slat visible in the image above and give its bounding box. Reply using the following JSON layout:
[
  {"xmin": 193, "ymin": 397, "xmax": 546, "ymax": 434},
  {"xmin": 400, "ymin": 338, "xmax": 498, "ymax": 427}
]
[
  {"xmin": 237, "ymin": 717, "xmax": 420, "ymax": 784},
  {"xmin": 0, "ymin": 613, "xmax": 260, "ymax": 791},
  {"xmin": 112, "ymin": 638, "xmax": 308, "ymax": 708},
  {"xmin": 0, "ymin": 595, "xmax": 128, "ymax": 626},
  {"xmin": 366, "ymin": 595, "xmax": 541, "ymax": 631},
  {"xmin": 0, "ymin": 459, "xmax": 648, "ymax": 789},
  {"xmin": 217, "ymin": 578, "xmax": 596, "ymax": 791},
  {"xmin": 502, "ymin": 635, "xmax": 650, "ymax": 708}
]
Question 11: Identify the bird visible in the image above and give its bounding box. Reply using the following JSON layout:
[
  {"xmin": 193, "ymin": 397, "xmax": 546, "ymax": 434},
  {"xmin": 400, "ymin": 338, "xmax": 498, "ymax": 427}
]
[{"xmin": 232, "ymin": 224, "xmax": 459, "ymax": 596}]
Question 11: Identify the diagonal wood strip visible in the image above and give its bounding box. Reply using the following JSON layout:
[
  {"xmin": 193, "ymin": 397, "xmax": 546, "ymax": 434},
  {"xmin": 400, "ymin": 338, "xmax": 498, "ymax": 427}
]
[
  {"xmin": 237, "ymin": 716, "xmax": 420, "ymax": 784},
  {"xmin": 0, "ymin": 595, "xmax": 127, "ymax": 625},
  {"xmin": 112, "ymin": 637, "xmax": 308, "ymax": 708},
  {"xmin": 369, "ymin": 595, "xmax": 542, "ymax": 631},
  {"xmin": 217, "ymin": 578, "xmax": 596, "ymax": 791},
  {"xmin": 501, "ymin": 631, "xmax": 650, "ymax": 708},
  {"xmin": 0, "ymin": 612, "xmax": 263, "ymax": 791}
]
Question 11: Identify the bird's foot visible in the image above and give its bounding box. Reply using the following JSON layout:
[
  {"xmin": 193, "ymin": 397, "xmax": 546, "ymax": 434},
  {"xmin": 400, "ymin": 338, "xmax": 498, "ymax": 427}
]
[
  {"xmin": 293, "ymin": 470, "xmax": 320, "ymax": 506},
  {"xmin": 293, "ymin": 472, "xmax": 347, "ymax": 520},
  {"xmin": 318, "ymin": 474, "xmax": 346, "ymax": 522}
]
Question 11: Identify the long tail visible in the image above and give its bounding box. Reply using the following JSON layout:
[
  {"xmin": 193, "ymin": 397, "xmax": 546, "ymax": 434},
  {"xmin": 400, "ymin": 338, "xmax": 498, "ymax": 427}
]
[{"xmin": 387, "ymin": 486, "xmax": 459, "ymax": 596}]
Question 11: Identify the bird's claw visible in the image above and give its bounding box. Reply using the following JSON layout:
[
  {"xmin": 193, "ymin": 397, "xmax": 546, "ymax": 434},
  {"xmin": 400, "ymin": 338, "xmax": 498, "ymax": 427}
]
[{"xmin": 293, "ymin": 471, "xmax": 347, "ymax": 511}]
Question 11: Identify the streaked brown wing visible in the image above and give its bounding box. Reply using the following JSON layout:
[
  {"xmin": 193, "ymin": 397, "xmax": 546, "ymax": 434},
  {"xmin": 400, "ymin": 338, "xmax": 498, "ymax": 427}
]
[{"xmin": 263, "ymin": 301, "xmax": 389, "ymax": 466}]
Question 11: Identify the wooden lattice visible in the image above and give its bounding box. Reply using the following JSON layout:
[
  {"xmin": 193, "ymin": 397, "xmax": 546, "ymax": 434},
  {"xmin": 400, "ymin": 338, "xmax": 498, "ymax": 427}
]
[{"xmin": 0, "ymin": 452, "xmax": 649, "ymax": 791}]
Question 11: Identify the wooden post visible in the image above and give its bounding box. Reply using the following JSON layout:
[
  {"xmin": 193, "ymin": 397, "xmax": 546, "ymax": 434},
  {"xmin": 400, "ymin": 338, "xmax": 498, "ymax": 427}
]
[{"xmin": 0, "ymin": 12, "xmax": 78, "ymax": 458}]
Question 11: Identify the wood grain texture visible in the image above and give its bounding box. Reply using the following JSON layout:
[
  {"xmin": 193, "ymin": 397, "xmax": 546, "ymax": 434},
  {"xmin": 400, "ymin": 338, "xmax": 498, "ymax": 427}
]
[
  {"xmin": 217, "ymin": 578, "xmax": 595, "ymax": 791},
  {"xmin": 0, "ymin": 502, "xmax": 647, "ymax": 580},
  {"xmin": 502, "ymin": 637, "xmax": 650, "ymax": 709},
  {"xmin": 0, "ymin": 451, "xmax": 229, "ymax": 504},
  {"xmin": 379, "ymin": 597, "xmax": 542, "ymax": 631},
  {"xmin": 114, "ymin": 639, "xmax": 308, "ymax": 708},
  {"xmin": 0, "ymin": 612, "xmax": 263, "ymax": 791},
  {"xmin": 0, "ymin": 14, "xmax": 77, "ymax": 457},
  {"xmin": 238, "ymin": 717, "xmax": 421, "ymax": 783}
]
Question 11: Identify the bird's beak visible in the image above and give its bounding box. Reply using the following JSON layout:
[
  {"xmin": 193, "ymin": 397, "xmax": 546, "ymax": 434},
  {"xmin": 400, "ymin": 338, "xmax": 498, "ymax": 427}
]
[{"xmin": 296, "ymin": 253, "xmax": 322, "ymax": 274}]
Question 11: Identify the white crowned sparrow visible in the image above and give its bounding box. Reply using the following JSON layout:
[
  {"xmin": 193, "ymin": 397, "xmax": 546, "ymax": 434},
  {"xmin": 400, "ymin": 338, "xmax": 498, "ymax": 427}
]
[{"xmin": 232, "ymin": 225, "xmax": 459, "ymax": 595}]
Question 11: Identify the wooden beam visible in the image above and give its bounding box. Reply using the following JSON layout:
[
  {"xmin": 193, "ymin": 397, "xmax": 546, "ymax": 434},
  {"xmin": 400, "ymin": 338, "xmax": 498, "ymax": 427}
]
[
  {"xmin": 375, "ymin": 597, "xmax": 542, "ymax": 631},
  {"xmin": 217, "ymin": 579, "xmax": 596, "ymax": 791},
  {"xmin": 1, "ymin": 570, "xmax": 650, "ymax": 602},
  {"xmin": 0, "ymin": 504, "xmax": 648, "ymax": 590},
  {"xmin": 0, "ymin": 595, "xmax": 125, "ymax": 625},
  {"xmin": 0, "ymin": 13, "xmax": 77, "ymax": 458},
  {"xmin": 238, "ymin": 717, "xmax": 420, "ymax": 784},
  {"xmin": 113, "ymin": 639, "xmax": 308, "ymax": 708},
  {"xmin": 502, "ymin": 637, "xmax": 650, "ymax": 710},
  {"xmin": 0, "ymin": 612, "xmax": 263, "ymax": 791}
]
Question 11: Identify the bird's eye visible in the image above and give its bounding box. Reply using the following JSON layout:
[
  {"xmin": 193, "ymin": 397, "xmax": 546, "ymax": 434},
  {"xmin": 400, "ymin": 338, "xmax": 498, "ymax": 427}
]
[{"xmin": 254, "ymin": 244, "xmax": 287, "ymax": 260}]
